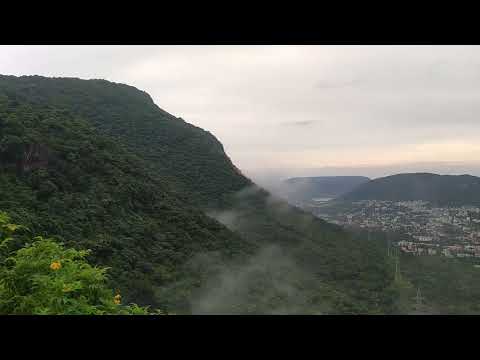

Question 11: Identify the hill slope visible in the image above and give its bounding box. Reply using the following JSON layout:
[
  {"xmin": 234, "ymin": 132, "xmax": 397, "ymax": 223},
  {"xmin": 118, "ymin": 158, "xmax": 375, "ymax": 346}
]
[
  {"xmin": 0, "ymin": 75, "xmax": 249, "ymax": 208},
  {"xmin": 0, "ymin": 75, "xmax": 399, "ymax": 314},
  {"xmin": 341, "ymin": 173, "xmax": 480, "ymax": 206}
]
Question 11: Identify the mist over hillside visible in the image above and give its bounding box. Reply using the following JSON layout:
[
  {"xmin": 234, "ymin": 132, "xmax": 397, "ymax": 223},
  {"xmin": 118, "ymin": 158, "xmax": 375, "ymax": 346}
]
[
  {"xmin": 280, "ymin": 176, "xmax": 370, "ymax": 202},
  {"xmin": 0, "ymin": 75, "xmax": 405, "ymax": 314}
]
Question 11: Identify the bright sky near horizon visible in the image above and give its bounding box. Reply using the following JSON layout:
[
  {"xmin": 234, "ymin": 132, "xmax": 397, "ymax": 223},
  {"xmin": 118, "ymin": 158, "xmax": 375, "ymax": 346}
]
[{"xmin": 2, "ymin": 45, "xmax": 480, "ymax": 179}]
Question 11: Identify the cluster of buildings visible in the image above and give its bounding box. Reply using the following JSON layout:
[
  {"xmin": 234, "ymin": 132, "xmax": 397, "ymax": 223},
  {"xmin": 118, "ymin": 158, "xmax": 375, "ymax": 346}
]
[
  {"xmin": 303, "ymin": 199, "xmax": 480, "ymax": 258},
  {"xmin": 397, "ymin": 241, "xmax": 439, "ymax": 256}
]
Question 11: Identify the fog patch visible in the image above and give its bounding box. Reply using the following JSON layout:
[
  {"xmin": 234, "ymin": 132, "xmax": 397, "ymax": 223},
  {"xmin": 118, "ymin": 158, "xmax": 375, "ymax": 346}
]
[
  {"xmin": 206, "ymin": 209, "xmax": 240, "ymax": 229},
  {"xmin": 193, "ymin": 184, "xmax": 334, "ymax": 314},
  {"xmin": 189, "ymin": 245, "xmax": 324, "ymax": 314}
]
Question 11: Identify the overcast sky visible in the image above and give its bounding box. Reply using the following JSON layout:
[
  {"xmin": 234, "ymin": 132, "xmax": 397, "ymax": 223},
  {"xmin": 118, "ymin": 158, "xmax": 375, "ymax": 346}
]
[{"xmin": 2, "ymin": 45, "xmax": 480, "ymax": 180}]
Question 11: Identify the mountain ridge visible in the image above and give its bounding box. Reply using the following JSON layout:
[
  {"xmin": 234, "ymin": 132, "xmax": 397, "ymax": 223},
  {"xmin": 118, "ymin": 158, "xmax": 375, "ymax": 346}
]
[{"xmin": 340, "ymin": 172, "xmax": 480, "ymax": 206}]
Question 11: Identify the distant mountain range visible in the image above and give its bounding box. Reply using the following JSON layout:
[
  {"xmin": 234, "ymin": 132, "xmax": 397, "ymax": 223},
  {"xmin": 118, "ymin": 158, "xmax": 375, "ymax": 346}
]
[
  {"xmin": 280, "ymin": 176, "xmax": 371, "ymax": 202},
  {"xmin": 341, "ymin": 173, "xmax": 480, "ymax": 206}
]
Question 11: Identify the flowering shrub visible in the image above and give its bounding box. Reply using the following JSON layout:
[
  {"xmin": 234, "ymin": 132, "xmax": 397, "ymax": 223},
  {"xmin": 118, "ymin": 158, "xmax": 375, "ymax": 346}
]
[{"xmin": 0, "ymin": 211, "xmax": 151, "ymax": 315}]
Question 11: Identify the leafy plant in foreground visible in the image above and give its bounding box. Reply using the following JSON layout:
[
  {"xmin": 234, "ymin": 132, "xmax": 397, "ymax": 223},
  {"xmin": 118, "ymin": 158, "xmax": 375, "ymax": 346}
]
[{"xmin": 0, "ymin": 211, "xmax": 152, "ymax": 315}]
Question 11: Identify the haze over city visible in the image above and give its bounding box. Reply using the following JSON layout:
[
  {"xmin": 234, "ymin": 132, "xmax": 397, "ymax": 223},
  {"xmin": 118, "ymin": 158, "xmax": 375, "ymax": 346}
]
[{"xmin": 3, "ymin": 45, "xmax": 480, "ymax": 180}]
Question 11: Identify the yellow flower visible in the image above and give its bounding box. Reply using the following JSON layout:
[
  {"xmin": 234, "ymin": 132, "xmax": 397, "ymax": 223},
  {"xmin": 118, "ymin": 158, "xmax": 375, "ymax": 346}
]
[
  {"xmin": 5, "ymin": 224, "xmax": 19, "ymax": 232},
  {"xmin": 114, "ymin": 294, "xmax": 121, "ymax": 305},
  {"xmin": 50, "ymin": 261, "xmax": 62, "ymax": 271}
]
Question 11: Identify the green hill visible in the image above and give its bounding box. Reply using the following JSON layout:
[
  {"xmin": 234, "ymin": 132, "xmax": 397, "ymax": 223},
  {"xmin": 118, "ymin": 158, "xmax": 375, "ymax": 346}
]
[
  {"xmin": 341, "ymin": 173, "xmax": 480, "ymax": 206},
  {"xmin": 0, "ymin": 75, "xmax": 404, "ymax": 314}
]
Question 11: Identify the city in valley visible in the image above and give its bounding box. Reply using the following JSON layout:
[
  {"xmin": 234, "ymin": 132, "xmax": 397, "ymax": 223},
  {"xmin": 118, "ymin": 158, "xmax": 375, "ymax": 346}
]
[{"xmin": 299, "ymin": 199, "xmax": 480, "ymax": 258}]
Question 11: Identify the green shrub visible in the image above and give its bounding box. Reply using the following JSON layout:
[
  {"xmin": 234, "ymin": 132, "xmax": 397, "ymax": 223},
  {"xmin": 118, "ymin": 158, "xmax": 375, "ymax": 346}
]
[{"xmin": 0, "ymin": 211, "xmax": 151, "ymax": 315}]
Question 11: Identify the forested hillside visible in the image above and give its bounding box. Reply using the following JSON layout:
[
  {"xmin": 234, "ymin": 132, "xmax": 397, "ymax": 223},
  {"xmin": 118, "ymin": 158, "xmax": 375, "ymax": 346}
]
[{"xmin": 0, "ymin": 75, "xmax": 404, "ymax": 314}]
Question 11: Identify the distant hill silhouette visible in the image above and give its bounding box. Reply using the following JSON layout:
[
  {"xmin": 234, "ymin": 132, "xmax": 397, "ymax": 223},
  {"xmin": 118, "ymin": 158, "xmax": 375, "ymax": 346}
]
[
  {"xmin": 341, "ymin": 173, "xmax": 480, "ymax": 206},
  {"xmin": 281, "ymin": 176, "xmax": 370, "ymax": 201}
]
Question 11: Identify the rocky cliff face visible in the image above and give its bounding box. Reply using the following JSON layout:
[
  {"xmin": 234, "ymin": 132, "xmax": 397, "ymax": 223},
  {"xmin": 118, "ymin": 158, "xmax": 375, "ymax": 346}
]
[{"xmin": 19, "ymin": 143, "xmax": 50, "ymax": 172}]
